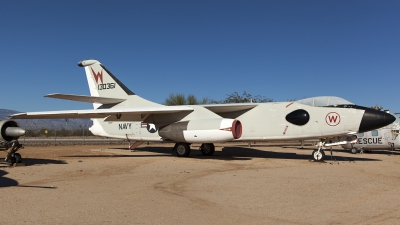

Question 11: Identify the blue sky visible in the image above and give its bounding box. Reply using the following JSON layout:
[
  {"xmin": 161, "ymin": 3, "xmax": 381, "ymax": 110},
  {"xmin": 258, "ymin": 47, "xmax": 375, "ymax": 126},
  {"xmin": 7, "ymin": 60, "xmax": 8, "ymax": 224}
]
[{"xmin": 1, "ymin": 0, "xmax": 399, "ymax": 113}]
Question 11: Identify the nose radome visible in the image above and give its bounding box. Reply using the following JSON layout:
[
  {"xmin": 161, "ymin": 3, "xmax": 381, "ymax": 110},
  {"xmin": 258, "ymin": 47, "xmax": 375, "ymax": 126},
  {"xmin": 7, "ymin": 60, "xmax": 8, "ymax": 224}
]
[{"xmin": 358, "ymin": 108, "xmax": 396, "ymax": 133}]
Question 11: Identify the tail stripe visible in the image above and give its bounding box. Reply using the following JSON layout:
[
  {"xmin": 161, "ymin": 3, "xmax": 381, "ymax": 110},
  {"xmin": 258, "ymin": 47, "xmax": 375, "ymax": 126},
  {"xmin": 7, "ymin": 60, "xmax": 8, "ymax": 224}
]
[{"xmin": 100, "ymin": 65, "xmax": 135, "ymax": 95}]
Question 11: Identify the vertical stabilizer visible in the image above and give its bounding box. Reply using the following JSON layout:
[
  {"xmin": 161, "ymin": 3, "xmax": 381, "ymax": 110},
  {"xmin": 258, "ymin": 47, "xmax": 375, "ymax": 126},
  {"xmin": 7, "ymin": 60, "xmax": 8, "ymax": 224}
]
[
  {"xmin": 77, "ymin": 59, "xmax": 161, "ymax": 109},
  {"xmin": 78, "ymin": 59, "xmax": 134, "ymax": 98}
]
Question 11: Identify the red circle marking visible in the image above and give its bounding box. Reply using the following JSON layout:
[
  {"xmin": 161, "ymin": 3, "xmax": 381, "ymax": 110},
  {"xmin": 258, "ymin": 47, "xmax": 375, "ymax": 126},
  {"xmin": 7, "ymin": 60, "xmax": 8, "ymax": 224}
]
[{"xmin": 325, "ymin": 112, "xmax": 341, "ymax": 126}]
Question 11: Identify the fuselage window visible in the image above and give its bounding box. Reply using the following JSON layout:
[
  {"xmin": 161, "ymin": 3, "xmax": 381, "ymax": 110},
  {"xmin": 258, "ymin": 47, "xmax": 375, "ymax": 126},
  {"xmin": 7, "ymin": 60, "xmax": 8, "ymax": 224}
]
[
  {"xmin": 371, "ymin": 130, "xmax": 378, "ymax": 136},
  {"xmin": 358, "ymin": 133, "xmax": 364, "ymax": 137}
]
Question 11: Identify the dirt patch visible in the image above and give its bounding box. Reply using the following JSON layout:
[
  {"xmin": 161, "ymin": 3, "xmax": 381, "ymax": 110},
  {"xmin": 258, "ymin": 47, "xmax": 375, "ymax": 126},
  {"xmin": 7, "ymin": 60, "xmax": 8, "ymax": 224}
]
[{"xmin": 1, "ymin": 143, "xmax": 399, "ymax": 224}]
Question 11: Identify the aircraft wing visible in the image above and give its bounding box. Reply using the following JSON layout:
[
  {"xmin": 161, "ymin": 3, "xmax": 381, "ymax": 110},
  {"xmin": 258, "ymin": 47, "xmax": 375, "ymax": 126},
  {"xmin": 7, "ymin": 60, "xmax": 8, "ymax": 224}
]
[
  {"xmin": 10, "ymin": 104, "xmax": 259, "ymax": 120},
  {"xmin": 45, "ymin": 93, "xmax": 126, "ymax": 104},
  {"xmin": 9, "ymin": 106, "xmax": 194, "ymax": 120}
]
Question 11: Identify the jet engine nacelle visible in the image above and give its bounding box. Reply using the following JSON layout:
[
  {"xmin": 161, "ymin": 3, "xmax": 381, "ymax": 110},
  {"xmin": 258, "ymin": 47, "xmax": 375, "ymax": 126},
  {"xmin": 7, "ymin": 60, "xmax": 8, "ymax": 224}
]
[
  {"xmin": 159, "ymin": 118, "xmax": 242, "ymax": 143},
  {"xmin": 0, "ymin": 120, "xmax": 26, "ymax": 142}
]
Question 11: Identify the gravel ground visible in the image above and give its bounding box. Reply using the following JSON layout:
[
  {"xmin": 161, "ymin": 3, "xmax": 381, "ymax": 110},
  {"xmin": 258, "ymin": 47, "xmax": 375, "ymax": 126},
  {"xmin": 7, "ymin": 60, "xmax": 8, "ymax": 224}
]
[{"xmin": 1, "ymin": 143, "xmax": 400, "ymax": 224}]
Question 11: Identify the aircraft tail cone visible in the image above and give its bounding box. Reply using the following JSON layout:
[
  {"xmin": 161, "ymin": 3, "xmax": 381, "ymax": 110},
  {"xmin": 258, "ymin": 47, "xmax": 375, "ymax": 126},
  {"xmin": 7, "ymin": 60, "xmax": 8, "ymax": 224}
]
[{"xmin": 358, "ymin": 108, "xmax": 396, "ymax": 133}]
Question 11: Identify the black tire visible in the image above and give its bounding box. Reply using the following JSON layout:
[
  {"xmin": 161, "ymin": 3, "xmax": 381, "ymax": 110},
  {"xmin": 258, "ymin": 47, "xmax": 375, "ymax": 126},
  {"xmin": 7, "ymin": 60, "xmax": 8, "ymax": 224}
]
[
  {"xmin": 350, "ymin": 147, "xmax": 358, "ymax": 154},
  {"xmin": 200, "ymin": 143, "xmax": 215, "ymax": 156},
  {"xmin": 7, "ymin": 156, "xmax": 16, "ymax": 165},
  {"xmin": 14, "ymin": 153, "xmax": 22, "ymax": 163},
  {"xmin": 175, "ymin": 143, "xmax": 191, "ymax": 157},
  {"xmin": 312, "ymin": 149, "xmax": 325, "ymax": 162}
]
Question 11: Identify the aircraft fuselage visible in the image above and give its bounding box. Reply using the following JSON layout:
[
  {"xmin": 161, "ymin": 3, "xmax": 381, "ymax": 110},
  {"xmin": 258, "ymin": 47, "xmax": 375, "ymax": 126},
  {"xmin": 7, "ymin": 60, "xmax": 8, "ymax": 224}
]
[{"xmin": 90, "ymin": 102, "xmax": 384, "ymax": 143}]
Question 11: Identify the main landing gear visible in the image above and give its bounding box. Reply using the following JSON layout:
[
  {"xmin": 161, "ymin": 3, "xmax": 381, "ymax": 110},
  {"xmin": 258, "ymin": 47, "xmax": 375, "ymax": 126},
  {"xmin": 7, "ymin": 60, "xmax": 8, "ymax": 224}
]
[
  {"xmin": 173, "ymin": 143, "xmax": 215, "ymax": 157},
  {"xmin": 2, "ymin": 140, "xmax": 24, "ymax": 165},
  {"xmin": 350, "ymin": 147, "xmax": 358, "ymax": 154},
  {"xmin": 199, "ymin": 143, "xmax": 215, "ymax": 156},
  {"xmin": 174, "ymin": 142, "xmax": 191, "ymax": 157}
]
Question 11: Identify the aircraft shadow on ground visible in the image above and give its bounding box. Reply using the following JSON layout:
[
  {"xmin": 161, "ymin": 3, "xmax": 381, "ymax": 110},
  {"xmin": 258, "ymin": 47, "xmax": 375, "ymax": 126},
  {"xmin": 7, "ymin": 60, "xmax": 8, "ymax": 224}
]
[
  {"xmin": 216, "ymin": 147, "xmax": 380, "ymax": 162},
  {"xmin": 0, "ymin": 158, "xmax": 67, "ymax": 167},
  {"xmin": 332, "ymin": 148, "xmax": 400, "ymax": 156},
  {"xmin": 0, "ymin": 170, "xmax": 18, "ymax": 187},
  {"xmin": 0, "ymin": 170, "xmax": 57, "ymax": 189},
  {"xmin": 64, "ymin": 146, "xmax": 381, "ymax": 162},
  {"xmin": 63, "ymin": 146, "xmax": 173, "ymax": 158},
  {"xmin": 20, "ymin": 158, "xmax": 68, "ymax": 166}
]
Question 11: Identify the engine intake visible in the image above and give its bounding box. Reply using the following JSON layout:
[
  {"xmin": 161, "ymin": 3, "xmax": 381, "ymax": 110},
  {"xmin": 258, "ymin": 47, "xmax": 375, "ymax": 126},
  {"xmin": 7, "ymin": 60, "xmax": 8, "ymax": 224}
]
[{"xmin": 0, "ymin": 120, "xmax": 26, "ymax": 142}]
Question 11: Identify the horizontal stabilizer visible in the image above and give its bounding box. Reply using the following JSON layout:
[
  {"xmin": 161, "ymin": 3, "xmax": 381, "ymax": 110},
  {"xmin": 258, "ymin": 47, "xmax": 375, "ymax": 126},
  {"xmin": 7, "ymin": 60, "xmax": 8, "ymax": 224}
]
[{"xmin": 45, "ymin": 93, "xmax": 126, "ymax": 104}]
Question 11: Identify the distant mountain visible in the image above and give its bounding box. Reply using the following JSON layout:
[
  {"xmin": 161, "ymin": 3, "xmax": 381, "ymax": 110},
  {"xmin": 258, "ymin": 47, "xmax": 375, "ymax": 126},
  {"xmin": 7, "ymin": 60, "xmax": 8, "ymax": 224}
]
[
  {"xmin": 0, "ymin": 109, "xmax": 93, "ymax": 130},
  {"xmin": 0, "ymin": 109, "xmax": 20, "ymax": 120}
]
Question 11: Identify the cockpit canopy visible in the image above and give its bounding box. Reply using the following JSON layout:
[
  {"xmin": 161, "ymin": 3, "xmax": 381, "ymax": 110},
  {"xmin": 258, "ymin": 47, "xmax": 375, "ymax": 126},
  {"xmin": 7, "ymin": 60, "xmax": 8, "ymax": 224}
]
[{"xmin": 296, "ymin": 96, "xmax": 354, "ymax": 107}]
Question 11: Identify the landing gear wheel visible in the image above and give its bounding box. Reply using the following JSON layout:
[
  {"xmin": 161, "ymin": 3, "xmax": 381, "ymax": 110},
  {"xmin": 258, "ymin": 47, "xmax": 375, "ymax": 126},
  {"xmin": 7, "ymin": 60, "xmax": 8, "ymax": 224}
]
[
  {"xmin": 200, "ymin": 143, "xmax": 215, "ymax": 156},
  {"xmin": 7, "ymin": 157, "xmax": 16, "ymax": 165},
  {"xmin": 14, "ymin": 153, "xmax": 22, "ymax": 163},
  {"xmin": 350, "ymin": 147, "xmax": 358, "ymax": 154},
  {"xmin": 312, "ymin": 149, "xmax": 325, "ymax": 162},
  {"xmin": 175, "ymin": 143, "xmax": 191, "ymax": 157}
]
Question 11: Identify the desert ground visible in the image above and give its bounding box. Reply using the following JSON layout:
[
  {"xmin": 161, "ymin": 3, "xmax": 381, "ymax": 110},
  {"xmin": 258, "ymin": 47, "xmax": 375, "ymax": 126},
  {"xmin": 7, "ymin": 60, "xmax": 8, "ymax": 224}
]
[{"xmin": 1, "ymin": 142, "xmax": 400, "ymax": 224}]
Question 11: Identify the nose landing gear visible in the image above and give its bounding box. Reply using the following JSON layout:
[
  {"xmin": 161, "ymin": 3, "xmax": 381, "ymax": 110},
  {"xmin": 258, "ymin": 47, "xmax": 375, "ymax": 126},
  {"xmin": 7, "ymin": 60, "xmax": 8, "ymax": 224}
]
[{"xmin": 312, "ymin": 141, "xmax": 326, "ymax": 162}]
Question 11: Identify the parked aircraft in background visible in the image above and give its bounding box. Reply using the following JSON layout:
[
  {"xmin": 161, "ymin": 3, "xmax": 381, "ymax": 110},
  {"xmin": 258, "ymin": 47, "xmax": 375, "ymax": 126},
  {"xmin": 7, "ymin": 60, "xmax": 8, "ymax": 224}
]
[
  {"xmin": 10, "ymin": 60, "xmax": 395, "ymax": 162},
  {"xmin": 341, "ymin": 113, "xmax": 400, "ymax": 153},
  {"xmin": 0, "ymin": 120, "xmax": 26, "ymax": 164}
]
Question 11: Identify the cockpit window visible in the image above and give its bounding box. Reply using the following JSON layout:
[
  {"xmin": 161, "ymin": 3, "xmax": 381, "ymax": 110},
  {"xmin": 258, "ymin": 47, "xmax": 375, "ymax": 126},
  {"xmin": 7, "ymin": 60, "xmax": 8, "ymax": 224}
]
[
  {"xmin": 296, "ymin": 96, "xmax": 354, "ymax": 107},
  {"xmin": 322, "ymin": 104, "xmax": 369, "ymax": 110}
]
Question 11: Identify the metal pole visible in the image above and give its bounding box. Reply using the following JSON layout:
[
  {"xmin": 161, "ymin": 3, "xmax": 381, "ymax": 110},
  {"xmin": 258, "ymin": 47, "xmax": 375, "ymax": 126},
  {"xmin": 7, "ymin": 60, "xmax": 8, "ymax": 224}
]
[{"xmin": 54, "ymin": 129, "xmax": 57, "ymax": 146}]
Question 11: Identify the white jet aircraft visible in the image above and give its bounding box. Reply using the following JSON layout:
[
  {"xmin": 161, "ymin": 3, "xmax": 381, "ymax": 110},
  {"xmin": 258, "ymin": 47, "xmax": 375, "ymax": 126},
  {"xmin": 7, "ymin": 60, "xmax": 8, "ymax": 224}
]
[{"xmin": 10, "ymin": 59, "xmax": 395, "ymax": 162}]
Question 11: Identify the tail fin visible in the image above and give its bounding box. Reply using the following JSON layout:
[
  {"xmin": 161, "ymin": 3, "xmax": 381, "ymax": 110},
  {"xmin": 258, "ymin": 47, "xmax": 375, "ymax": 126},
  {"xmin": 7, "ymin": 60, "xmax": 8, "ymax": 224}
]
[
  {"xmin": 78, "ymin": 59, "xmax": 134, "ymax": 98},
  {"xmin": 78, "ymin": 59, "xmax": 161, "ymax": 109}
]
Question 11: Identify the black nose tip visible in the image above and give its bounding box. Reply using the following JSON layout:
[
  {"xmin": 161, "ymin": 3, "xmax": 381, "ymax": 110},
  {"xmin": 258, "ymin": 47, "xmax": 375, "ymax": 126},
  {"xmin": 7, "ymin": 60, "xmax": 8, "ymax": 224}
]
[{"xmin": 359, "ymin": 108, "xmax": 396, "ymax": 133}]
